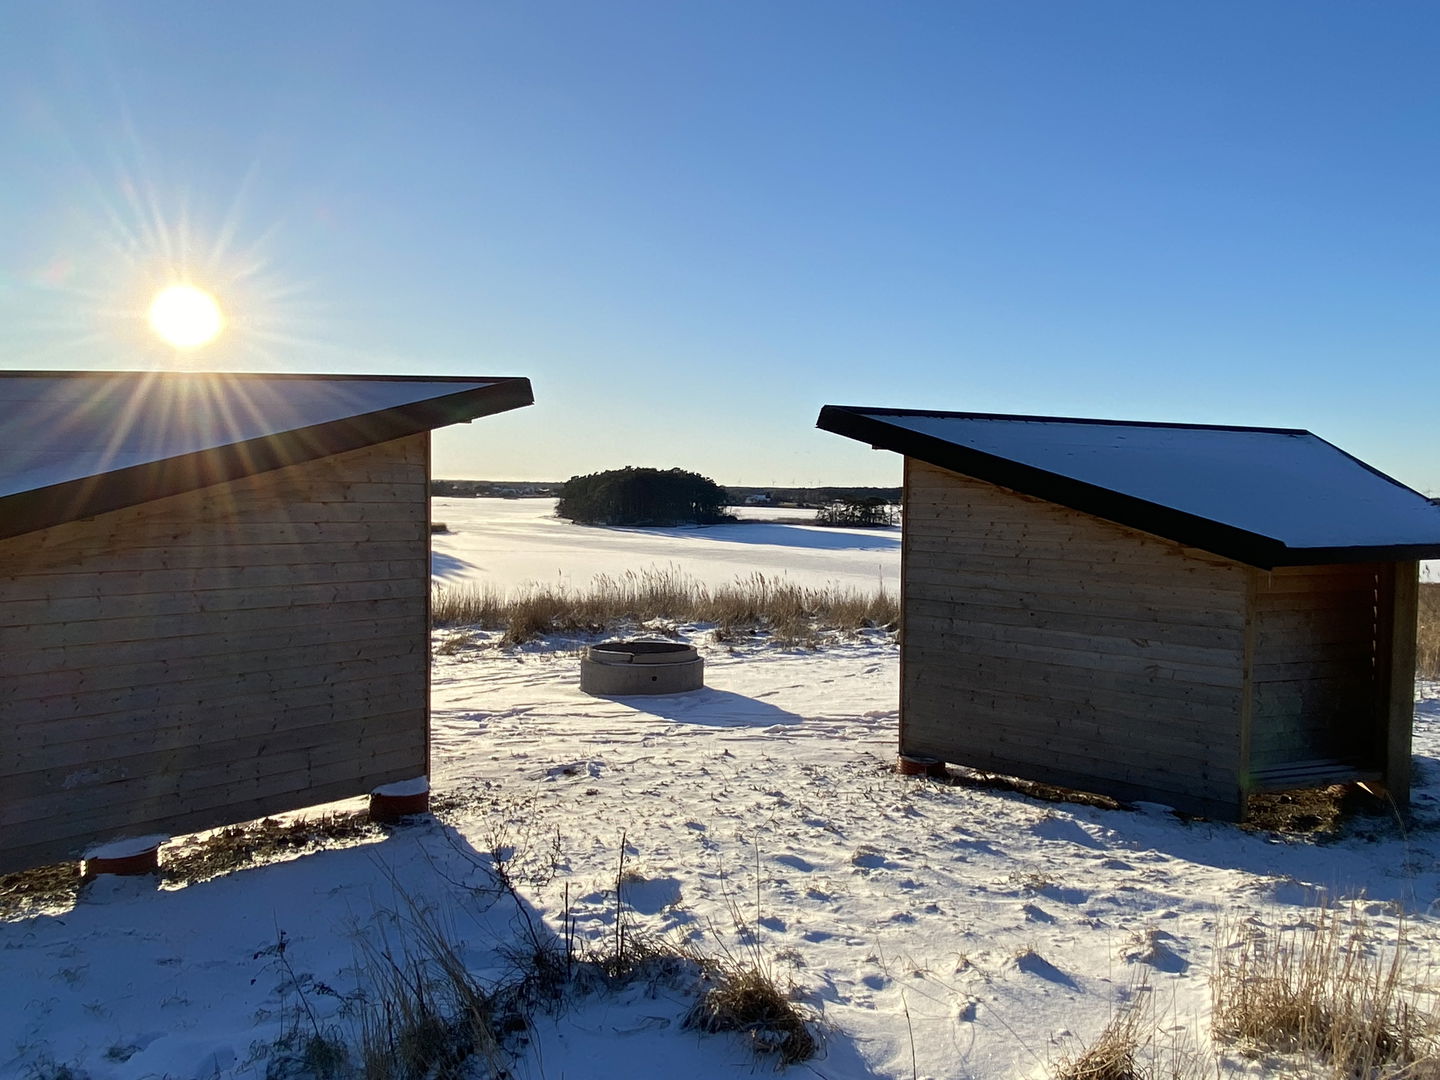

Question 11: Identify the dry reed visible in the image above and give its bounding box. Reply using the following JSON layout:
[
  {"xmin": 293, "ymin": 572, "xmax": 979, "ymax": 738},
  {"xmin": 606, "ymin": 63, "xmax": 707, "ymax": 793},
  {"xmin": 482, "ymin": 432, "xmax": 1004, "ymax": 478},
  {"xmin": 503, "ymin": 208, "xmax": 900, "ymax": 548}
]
[
  {"xmin": 684, "ymin": 957, "xmax": 819, "ymax": 1066},
  {"xmin": 432, "ymin": 566, "xmax": 897, "ymax": 647},
  {"xmin": 1052, "ymin": 970, "xmax": 1217, "ymax": 1080},
  {"xmin": 1419, "ymin": 582, "xmax": 1438, "ymax": 680},
  {"xmin": 1053, "ymin": 1000, "xmax": 1149, "ymax": 1080},
  {"xmin": 354, "ymin": 892, "xmax": 512, "ymax": 1080},
  {"xmin": 1211, "ymin": 904, "xmax": 1440, "ymax": 1077}
]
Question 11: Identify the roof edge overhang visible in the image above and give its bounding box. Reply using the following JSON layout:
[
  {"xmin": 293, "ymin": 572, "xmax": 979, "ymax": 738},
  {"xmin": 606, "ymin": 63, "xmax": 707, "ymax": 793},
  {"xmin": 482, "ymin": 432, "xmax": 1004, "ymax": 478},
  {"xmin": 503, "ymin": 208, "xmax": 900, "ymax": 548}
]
[
  {"xmin": 817, "ymin": 404, "xmax": 1440, "ymax": 570},
  {"xmin": 0, "ymin": 375, "xmax": 534, "ymax": 542}
]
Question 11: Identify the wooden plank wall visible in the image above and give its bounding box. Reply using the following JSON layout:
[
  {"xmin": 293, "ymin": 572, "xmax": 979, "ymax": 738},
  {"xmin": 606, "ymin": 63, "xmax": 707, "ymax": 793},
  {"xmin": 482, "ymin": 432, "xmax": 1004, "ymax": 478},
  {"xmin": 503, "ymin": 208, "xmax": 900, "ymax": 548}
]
[
  {"xmin": 902, "ymin": 460, "xmax": 1251, "ymax": 818},
  {"xmin": 0, "ymin": 434, "xmax": 431, "ymax": 872},
  {"xmin": 1246, "ymin": 564, "xmax": 1381, "ymax": 778}
]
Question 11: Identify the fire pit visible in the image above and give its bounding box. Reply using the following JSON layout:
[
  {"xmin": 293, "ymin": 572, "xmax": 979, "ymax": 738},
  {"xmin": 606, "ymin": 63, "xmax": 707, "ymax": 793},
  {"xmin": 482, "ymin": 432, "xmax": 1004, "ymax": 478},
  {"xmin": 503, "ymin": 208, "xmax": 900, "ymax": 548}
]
[{"xmin": 580, "ymin": 640, "xmax": 704, "ymax": 696}]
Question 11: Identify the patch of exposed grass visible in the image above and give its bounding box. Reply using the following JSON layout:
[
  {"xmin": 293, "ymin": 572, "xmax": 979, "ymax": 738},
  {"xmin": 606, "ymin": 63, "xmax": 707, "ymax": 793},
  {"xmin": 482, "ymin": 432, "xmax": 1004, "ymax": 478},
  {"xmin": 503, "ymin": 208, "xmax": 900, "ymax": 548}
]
[
  {"xmin": 1211, "ymin": 904, "xmax": 1440, "ymax": 1078},
  {"xmin": 163, "ymin": 812, "xmax": 381, "ymax": 887},
  {"xmin": 0, "ymin": 860, "xmax": 80, "ymax": 920},
  {"xmin": 935, "ymin": 766, "xmax": 1126, "ymax": 812},
  {"xmin": 1244, "ymin": 785, "xmax": 1351, "ymax": 835},
  {"xmin": 431, "ymin": 566, "xmax": 898, "ymax": 648}
]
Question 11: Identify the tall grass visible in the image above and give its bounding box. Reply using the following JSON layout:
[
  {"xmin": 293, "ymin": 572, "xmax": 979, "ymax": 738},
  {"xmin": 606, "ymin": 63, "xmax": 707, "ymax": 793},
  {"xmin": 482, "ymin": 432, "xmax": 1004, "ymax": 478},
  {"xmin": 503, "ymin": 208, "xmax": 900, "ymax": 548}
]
[
  {"xmin": 1419, "ymin": 582, "xmax": 1439, "ymax": 680},
  {"xmin": 432, "ymin": 566, "xmax": 897, "ymax": 647},
  {"xmin": 1211, "ymin": 905, "xmax": 1440, "ymax": 1078}
]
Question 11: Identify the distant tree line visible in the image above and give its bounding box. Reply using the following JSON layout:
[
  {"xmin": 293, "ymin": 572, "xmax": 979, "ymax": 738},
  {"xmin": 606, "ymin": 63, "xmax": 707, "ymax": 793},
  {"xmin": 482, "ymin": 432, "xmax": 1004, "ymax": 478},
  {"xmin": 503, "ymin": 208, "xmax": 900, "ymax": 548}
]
[
  {"xmin": 726, "ymin": 485, "xmax": 902, "ymax": 508},
  {"xmin": 432, "ymin": 479, "xmax": 558, "ymax": 498},
  {"xmin": 556, "ymin": 467, "xmax": 736, "ymax": 527},
  {"xmin": 814, "ymin": 496, "xmax": 899, "ymax": 528}
]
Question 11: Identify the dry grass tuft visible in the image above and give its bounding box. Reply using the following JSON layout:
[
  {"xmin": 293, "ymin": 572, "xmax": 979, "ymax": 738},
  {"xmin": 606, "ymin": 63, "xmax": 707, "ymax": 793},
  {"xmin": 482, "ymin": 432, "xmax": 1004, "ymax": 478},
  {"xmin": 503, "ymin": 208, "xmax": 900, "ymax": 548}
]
[
  {"xmin": 1419, "ymin": 582, "xmax": 1439, "ymax": 680},
  {"xmin": 684, "ymin": 958, "xmax": 820, "ymax": 1066},
  {"xmin": 1054, "ymin": 1001, "xmax": 1149, "ymax": 1080},
  {"xmin": 1211, "ymin": 905, "xmax": 1440, "ymax": 1078},
  {"xmin": 432, "ymin": 566, "xmax": 898, "ymax": 647},
  {"xmin": 355, "ymin": 893, "xmax": 514, "ymax": 1080},
  {"xmin": 1054, "ymin": 976, "xmax": 1217, "ymax": 1080}
]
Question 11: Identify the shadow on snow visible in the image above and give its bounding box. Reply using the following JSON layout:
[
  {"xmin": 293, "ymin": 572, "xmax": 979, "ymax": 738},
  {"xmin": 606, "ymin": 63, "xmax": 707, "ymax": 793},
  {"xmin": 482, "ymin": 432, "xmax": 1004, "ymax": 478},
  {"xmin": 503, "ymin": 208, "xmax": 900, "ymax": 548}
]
[
  {"xmin": 600, "ymin": 687, "xmax": 807, "ymax": 728},
  {"xmin": 605, "ymin": 521, "xmax": 900, "ymax": 553}
]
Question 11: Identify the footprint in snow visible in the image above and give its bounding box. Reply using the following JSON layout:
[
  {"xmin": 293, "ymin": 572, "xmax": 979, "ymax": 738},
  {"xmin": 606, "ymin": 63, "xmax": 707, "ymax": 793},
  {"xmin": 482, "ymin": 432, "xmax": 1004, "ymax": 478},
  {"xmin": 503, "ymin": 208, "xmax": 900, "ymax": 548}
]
[
  {"xmin": 1013, "ymin": 949, "xmax": 1079, "ymax": 990},
  {"xmin": 1033, "ymin": 882, "xmax": 1089, "ymax": 905},
  {"xmin": 1029, "ymin": 816, "xmax": 1103, "ymax": 848},
  {"xmin": 618, "ymin": 875, "xmax": 683, "ymax": 915},
  {"xmin": 850, "ymin": 849, "xmax": 892, "ymax": 870},
  {"xmin": 774, "ymin": 853, "xmax": 815, "ymax": 872},
  {"xmin": 545, "ymin": 760, "xmax": 602, "ymax": 780},
  {"xmin": 1123, "ymin": 929, "xmax": 1188, "ymax": 973}
]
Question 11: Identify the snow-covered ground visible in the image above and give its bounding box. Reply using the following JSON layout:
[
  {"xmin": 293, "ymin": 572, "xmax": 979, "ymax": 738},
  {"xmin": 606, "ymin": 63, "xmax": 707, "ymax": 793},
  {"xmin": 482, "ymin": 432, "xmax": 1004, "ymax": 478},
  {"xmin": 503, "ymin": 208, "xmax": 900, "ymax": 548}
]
[
  {"xmin": 4, "ymin": 500, "xmax": 1438, "ymax": 1080},
  {"xmin": 431, "ymin": 498, "xmax": 900, "ymax": 593}
]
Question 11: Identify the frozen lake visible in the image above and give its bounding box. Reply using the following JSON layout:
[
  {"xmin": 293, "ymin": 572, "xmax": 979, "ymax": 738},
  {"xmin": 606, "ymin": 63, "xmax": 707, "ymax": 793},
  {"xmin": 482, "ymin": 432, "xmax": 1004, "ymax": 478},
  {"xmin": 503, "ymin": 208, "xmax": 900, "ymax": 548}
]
[{"xmin": 430, "ymin": 497, "xmax": 901, "ymax": 593}]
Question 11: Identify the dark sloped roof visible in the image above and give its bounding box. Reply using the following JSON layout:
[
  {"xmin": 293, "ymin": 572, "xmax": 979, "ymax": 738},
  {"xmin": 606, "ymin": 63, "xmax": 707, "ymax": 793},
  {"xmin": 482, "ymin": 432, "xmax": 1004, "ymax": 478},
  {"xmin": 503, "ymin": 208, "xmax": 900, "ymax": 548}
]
[
  {"xmin": 817, "ymin": 405, "xmax": 1440, "ymax": 568},
  {"xmin": 0, "ymin": 370, "xmax": 533, "ymax": 541}
]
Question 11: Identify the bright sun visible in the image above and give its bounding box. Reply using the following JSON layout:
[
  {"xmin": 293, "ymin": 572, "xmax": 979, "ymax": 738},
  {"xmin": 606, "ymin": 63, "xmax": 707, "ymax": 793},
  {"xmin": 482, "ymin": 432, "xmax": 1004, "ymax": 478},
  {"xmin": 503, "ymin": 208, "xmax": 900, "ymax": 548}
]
[{"xmin": 148, "ymin": 284, "xmax": 225, "ymax": 348}]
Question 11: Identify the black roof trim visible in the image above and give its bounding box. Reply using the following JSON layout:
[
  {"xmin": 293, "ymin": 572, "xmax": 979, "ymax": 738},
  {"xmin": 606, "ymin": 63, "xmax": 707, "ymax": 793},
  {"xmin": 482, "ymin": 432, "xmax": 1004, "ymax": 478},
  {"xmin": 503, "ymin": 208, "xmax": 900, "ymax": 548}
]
[
  {"xmin": 816, "ymin": 405, "xmax": 1432, "ymax": 569},
  {"xmin": 0, "ymin": 375, "xmax": 533, "ymax": 541},
  {"xmin": 827, "ymin": 404, "xmax": 1313, "ymax": 438}
]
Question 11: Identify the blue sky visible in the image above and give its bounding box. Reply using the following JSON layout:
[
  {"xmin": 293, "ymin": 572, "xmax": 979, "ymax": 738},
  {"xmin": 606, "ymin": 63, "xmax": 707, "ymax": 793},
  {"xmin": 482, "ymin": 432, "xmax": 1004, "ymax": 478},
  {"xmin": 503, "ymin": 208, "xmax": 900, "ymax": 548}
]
[{"xmin": 2, "ymin": 1, "xmax": 1437, "ymax": 489}]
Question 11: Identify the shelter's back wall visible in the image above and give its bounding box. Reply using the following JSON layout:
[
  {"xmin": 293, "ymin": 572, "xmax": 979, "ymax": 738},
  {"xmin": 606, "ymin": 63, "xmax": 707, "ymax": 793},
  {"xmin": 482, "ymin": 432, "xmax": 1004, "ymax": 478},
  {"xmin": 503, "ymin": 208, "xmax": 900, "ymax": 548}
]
[
  {"xmin": 0, "ymin": 434, "xmax": 430, "ymax": 872},
  {"xmin": 901, "ymin": 460, "xmax": 1250, "ymax": 817}
]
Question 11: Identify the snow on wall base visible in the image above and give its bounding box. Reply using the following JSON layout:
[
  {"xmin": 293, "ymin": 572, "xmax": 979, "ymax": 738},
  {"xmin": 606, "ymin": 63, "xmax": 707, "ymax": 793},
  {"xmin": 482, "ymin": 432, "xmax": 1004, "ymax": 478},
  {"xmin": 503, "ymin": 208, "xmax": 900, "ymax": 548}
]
[
  {"xmin": 369, "ymin": 777, "xmax": 432, "ymax": 823},
  {"xmin": 81, "ymin": 835, "xmax": 166, "ymax": 880},
  {"xmin": 897, "ymin": 754, "xmax": 947, "ymax": 778}
]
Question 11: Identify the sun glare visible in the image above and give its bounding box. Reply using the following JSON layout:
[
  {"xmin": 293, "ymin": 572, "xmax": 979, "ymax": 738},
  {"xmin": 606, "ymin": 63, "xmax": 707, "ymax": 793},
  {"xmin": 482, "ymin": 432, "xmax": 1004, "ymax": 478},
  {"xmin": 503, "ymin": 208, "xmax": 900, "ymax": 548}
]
[{"xmin": 148, "ymin": 284, "xmax": 224, "ymax": 348}]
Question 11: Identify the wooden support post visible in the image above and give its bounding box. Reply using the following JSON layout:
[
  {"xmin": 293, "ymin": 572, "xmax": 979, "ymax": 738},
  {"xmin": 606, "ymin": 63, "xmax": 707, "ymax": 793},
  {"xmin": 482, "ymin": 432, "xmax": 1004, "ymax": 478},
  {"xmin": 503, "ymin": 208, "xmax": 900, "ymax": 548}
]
[{"xmin": 1378, "ymin": 562, "xmax": 1419, "ymax": 808}]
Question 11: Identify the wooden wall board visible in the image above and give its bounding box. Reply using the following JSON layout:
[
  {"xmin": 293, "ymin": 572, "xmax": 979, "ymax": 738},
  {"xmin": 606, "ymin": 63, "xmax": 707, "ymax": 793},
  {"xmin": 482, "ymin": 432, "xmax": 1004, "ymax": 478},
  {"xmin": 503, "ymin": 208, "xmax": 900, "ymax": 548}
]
[
  {"xmin": 0, "ymin": 434, "xmax": 432, "ymax": 873},
  {"xmin": 899, "ymin": 460, "xmax": 1249, "ymax": 817}
]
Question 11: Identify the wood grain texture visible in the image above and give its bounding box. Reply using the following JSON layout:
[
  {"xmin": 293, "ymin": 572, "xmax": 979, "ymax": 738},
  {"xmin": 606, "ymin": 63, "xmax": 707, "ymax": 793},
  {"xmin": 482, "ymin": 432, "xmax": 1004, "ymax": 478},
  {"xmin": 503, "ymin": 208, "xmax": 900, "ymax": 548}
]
[
  {"xmin": 0, "ymin": 434, "xmax": 431, "ymax": 873},
  {"xmin": 1245, "ymin": 565, "xmax": 1381, "ymax": 773},
  {"xmin": 900, "ymin": 460, "xmax": 1248, "ymax": 818}
]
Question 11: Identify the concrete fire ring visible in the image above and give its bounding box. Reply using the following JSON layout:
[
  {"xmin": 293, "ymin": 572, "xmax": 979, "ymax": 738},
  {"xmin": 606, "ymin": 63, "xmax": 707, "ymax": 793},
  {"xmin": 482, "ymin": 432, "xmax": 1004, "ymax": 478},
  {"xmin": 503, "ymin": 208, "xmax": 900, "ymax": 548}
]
[{"xmin": 580, "ymin": 640, "xmax": 704, "ymax": 695}]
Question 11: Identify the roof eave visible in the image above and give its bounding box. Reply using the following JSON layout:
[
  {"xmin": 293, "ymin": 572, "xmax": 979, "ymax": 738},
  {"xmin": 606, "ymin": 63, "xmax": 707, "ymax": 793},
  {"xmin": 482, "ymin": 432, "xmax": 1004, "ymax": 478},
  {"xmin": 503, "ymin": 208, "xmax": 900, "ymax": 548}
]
[
  {"xmin": 0, "ymin": 377, "xmax": 534, "ymax": 542},
  {"xmin": 818, "ymin": 404, "xmax": 1293, "ymax": 569},
  {"xmin": 1268, "ymin": 544, "xmax": 1440, "ymax": 568}
]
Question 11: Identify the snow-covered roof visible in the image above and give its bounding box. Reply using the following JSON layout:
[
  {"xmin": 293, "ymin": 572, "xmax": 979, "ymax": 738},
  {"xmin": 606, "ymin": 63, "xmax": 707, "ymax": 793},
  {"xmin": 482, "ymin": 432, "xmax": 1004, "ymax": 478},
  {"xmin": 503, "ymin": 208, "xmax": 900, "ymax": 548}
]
[
  {"xmin": 817, "ymin": 405, "xmax": 1440, "ymax": 568},
  {"xmin": 0, "ymin": 371, "xmax": 533, "ymax": 541}
]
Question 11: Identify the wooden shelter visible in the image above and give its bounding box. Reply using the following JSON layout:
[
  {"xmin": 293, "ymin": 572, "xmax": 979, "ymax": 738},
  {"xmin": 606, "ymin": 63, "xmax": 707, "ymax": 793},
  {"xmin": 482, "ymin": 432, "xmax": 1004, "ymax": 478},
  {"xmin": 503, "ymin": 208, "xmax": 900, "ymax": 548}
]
[
  {"xmin": 0, "ymin": 370, "xmax": 532, "ymax": 872},
  {"xmin": 819, "ymin": 406, "xmax": 1440, "ymax": 820}
]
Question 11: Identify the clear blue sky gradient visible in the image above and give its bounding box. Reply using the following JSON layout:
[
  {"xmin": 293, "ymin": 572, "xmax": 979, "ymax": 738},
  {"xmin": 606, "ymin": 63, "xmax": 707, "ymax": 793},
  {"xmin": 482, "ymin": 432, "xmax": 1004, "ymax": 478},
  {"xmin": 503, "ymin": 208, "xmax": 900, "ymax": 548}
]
[{"xmin": 3, "ymin": 2, "xmax": 1437, "ymax": 489}]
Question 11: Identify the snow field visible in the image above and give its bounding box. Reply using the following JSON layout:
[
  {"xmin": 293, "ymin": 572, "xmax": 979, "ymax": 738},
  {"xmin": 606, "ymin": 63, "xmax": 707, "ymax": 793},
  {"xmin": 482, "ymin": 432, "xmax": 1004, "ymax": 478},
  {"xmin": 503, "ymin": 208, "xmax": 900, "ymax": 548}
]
[
  {"xmin": 430, "ymin": 498, "xmax": 901, "ymax": 594},
  {"xmin": 431, "ymin": 636, "xmax": 1440, "ymax": 1079},
  {"xmin": 2, "ymin": 498, "xmax": 1438, "ymax": 1080}
]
